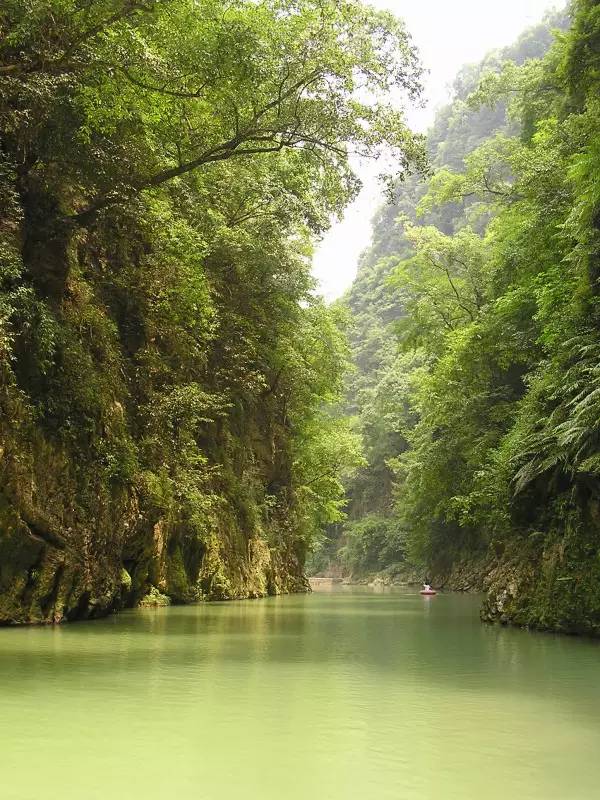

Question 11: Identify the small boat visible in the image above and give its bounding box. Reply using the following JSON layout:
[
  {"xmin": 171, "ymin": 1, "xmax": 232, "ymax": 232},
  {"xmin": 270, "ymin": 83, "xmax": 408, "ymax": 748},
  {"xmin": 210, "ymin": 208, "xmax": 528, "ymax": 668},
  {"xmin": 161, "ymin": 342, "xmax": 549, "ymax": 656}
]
[{"xmin": 420, "ymin": 588, "xmax": 437, "ymax": 596}]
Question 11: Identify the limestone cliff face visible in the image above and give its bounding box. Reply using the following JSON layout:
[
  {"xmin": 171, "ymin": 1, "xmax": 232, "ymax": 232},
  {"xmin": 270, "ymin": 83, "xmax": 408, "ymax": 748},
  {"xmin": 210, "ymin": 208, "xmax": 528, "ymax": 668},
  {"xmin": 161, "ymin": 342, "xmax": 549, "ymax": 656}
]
[
  {"xmin": 0, "ymin": 412, "xmax": 307, "ymax": 624},
  {"xmin": 0, "ymin": 220, "xmax": 309, "ymax": 625},
  {"xmin": 480, "ymin": 527, "xmax": 600, "ymax": 637}
]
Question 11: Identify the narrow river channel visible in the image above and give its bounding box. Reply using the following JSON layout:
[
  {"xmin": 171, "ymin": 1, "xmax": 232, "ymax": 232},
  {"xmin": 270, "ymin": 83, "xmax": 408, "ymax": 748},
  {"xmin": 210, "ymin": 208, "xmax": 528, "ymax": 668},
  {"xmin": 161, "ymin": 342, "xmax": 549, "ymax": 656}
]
[{"xmin": 2, "ymin": 587, "xmax": 599, "ymax": 799}]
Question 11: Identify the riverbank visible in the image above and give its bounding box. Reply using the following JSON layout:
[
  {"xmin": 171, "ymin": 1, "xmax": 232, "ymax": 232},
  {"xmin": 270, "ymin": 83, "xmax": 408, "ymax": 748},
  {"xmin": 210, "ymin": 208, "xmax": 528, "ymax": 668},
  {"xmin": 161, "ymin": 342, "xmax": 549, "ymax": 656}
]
[
  {"xmin": 312, "ymin": 545, "xmax": 600, "ymax": 638},
  {"xmin": 310, "ymin": 555, "xmax": 491, "ymax": 593}
]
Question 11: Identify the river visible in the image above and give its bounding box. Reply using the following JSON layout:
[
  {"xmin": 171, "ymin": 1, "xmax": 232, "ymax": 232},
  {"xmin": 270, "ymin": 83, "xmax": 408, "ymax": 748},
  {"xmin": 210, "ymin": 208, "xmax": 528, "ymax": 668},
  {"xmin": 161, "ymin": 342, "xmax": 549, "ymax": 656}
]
[{"xmin": 1, "ymin": 586, "xmax": 599, "ymax": 799}]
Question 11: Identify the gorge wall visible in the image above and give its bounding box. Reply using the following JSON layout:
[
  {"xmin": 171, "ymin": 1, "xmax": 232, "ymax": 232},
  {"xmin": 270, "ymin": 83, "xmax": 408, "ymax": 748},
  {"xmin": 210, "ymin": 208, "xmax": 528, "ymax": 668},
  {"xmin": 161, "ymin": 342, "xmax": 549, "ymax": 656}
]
[
  {"xmin": 318, "ymin": 4, "xmax": 600, "ymax": 636},
  {"xmin": 1, "ymin": 0, "xmax": 419, "ymax": 623}
]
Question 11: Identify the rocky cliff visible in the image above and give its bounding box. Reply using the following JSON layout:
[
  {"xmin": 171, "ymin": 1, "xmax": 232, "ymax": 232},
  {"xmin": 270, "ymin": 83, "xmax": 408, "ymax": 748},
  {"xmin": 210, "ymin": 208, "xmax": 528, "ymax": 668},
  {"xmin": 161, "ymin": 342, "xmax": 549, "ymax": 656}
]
[{"xmin": 0, "ymin": 308, "xmax": 308, "ymax": 624}]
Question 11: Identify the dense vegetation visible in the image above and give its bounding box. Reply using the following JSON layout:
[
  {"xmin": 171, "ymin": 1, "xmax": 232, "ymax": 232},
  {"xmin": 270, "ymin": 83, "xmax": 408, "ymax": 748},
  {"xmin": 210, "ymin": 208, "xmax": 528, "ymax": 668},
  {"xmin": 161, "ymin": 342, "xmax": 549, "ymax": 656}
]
[
  {"xmin": 317, "ymin": 2, "xmax": 600, "ymax": 635},
  {"xmin": 0, "ymin": 0, "xmax": 425, "ymax": 623},
  {"xmin": 3, "ymin": 0, "xmax": 600, "ymax": 637},
  {"xmin": 310, "ymin": 11, "xmax": 562, "ymax": 579}
]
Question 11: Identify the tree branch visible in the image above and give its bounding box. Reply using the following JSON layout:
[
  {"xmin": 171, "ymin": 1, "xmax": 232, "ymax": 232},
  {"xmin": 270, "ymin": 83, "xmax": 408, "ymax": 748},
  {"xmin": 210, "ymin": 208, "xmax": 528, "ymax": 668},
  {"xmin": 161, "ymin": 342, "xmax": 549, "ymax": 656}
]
[{"xmin": 68, "ymin": 68, "xmax": 339, "ymax": 226}]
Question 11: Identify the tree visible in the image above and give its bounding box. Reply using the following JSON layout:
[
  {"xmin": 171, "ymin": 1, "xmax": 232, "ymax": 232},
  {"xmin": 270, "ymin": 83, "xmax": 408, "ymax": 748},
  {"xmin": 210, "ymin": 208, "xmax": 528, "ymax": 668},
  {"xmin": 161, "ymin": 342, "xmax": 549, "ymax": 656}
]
[{"xmin": 1, "ymin": 0, "xmax": 426, "ymax": 295}]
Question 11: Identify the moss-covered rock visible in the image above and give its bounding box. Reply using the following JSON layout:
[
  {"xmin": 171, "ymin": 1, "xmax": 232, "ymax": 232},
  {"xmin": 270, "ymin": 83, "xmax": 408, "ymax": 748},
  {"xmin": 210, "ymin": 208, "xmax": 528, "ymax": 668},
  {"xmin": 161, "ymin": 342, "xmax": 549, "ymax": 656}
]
[
  {"xmin": 481, "ymin": 521, "xmax": 600, "ymax": 636},
  {"xmin": 0, "ymin": 64, "xmax": 338, "ymax": 625},
  {"xmin": 0, "ymin": 278, "xmax": 308, "ymax": 624},
  {"xmin": 0, "ymin": 390, "xmax": 308, "ymax": 624},
  {"xmin": 139, "ymin": 586, "xmax": 171, "ymax": 607}
]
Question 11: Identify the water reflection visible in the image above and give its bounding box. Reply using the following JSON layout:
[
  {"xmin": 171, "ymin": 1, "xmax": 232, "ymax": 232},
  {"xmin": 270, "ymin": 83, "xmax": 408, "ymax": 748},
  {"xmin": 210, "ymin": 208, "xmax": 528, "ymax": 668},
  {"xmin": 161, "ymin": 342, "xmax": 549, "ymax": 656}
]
[{"xmin": 1, "ymin": 588, "xmax": 599, "ymax": 799}]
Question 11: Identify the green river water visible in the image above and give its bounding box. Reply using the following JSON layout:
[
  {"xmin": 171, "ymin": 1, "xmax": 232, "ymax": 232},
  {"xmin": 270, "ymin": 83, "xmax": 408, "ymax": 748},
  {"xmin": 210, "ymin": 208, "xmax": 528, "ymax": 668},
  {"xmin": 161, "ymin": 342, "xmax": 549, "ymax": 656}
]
[{"xmin": 1, "ymin": 586, "xmax": 600, "ymax": 800}]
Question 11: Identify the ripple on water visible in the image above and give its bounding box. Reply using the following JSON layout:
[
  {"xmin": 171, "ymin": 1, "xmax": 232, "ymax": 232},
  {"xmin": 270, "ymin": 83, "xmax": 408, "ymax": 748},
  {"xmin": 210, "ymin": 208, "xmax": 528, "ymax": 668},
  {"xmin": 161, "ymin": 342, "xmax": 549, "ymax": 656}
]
[{"xmin": 1, "ymin": 589, "xmax": 600, "ymax": 800}]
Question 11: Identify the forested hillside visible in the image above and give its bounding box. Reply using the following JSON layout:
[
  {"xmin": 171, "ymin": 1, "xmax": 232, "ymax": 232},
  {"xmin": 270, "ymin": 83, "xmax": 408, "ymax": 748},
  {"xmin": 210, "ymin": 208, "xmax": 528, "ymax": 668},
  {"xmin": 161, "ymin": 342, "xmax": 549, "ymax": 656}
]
[
  {"xmin": 0, "ymin": 0, "xmax": 424, "ymax": 623},
  {"xmin": 322, "ymin": 3, "xmax": 600, "ymax": 635},
  {"xmin": 4, "ymin": 0, "xmax": 600, "ymax": 637},
  {"xmin": 316, "ymin": 11, "xmax": 564, "ymax": 579}
]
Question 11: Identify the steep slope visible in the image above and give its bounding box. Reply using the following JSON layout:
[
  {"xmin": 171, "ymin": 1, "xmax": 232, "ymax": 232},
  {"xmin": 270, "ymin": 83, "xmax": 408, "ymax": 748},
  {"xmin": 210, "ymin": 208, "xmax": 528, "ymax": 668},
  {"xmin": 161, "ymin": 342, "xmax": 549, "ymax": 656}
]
[
  {"xmin": 336, "ymin": 2, "xmax": 600, "ymax": 636},
  {"xmin": 0, "ymin": 0, "xmax": 420, "ymax": 623},
  {"xmin": 330, "ymin": 13, "xmax": 565, "ymax": 580}
]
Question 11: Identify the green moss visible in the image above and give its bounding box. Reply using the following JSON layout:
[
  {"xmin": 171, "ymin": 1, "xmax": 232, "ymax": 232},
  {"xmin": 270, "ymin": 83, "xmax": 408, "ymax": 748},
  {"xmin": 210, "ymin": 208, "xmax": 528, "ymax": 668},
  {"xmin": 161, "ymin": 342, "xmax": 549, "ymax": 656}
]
[
  {"xmin": 166, "ymin": 546, "xmax": 197, "ymax": 603},
  {"xmin": 120, "ymin": 568, "xmax": 132, "ymax": 592},
  {"xmin": 138, "ymin": 586, "xmax": 171, "ymax": 607},
  {"xmin": 482, "ymin": 517, "xmax": 600, "ymax": 636}
]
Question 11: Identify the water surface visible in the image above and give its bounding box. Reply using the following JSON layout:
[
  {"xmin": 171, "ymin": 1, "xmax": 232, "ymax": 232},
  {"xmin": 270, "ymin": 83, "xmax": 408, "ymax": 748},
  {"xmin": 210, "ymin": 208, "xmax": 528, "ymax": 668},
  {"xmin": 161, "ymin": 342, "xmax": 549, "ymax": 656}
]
[{"xmin": 1, "ymin": 587, "xmax": 599, "ymax": 799}]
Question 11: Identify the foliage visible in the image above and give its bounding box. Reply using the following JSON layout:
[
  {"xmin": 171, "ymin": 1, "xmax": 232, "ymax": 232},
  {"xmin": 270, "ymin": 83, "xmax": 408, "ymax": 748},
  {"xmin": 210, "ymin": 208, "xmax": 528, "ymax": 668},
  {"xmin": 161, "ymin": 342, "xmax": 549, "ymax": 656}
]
[
  {"xmin": 0, "ymin": 0, "xmax": 426, "ymax": 231},
  {"xmin": 338, "ymin": 514, "xmax": 407, "ymax": 574},
  {"xmin": 0, "ymin": 0, "xmax": 425, "ymax": 613},
  {"xmin": 329, "ymin": 8, "xmax": 600, "ymax": 588}
]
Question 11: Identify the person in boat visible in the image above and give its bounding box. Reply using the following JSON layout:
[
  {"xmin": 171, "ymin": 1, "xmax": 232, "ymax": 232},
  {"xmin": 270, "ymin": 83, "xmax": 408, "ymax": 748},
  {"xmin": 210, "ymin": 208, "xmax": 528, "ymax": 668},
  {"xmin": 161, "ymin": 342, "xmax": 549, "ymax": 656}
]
[{"xmin": 423, "ymin": 583, "xmax": 432, "ymax": 592}]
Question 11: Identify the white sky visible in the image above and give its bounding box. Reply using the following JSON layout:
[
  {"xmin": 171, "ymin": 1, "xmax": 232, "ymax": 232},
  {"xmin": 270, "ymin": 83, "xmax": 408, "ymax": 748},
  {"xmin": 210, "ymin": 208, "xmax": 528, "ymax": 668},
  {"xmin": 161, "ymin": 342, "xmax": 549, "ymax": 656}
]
[{"xmin": 312, "ymin": 0, "xmax": 559, "ymax": 300}]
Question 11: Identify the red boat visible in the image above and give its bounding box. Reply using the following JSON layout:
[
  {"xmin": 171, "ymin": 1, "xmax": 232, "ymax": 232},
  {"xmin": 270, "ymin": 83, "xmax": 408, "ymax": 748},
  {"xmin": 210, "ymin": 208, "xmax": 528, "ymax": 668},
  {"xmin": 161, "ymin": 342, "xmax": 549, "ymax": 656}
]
[{"xmin": 420, "ymin": 588, "xmax": 437, "ymax": 596}]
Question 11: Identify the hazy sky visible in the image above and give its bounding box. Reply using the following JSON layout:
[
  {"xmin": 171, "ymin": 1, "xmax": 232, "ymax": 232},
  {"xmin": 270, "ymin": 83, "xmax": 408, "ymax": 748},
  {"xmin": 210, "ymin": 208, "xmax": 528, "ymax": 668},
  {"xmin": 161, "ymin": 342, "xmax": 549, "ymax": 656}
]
[{"xmin": 312, "ymin": 0, "xmax": 558, "ymax": 300}]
